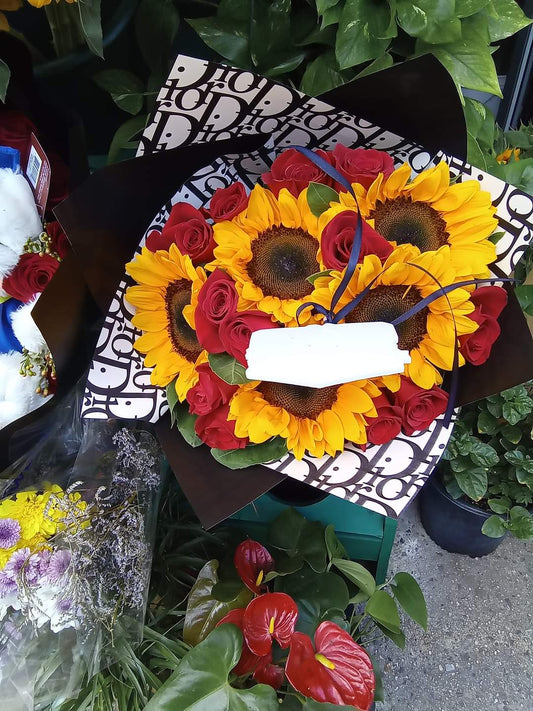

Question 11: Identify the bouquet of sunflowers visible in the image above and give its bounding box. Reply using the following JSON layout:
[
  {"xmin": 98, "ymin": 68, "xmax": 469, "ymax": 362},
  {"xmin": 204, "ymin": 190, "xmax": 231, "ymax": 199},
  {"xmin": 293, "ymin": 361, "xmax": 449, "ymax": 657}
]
[{"xmin": 125, "ymin": 145, "xmax": 507, "ymax": 466}]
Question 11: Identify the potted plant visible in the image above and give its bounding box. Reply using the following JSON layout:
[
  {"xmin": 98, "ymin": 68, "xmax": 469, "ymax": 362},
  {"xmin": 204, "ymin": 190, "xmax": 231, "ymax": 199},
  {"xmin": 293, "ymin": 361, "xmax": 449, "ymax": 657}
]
[{"xmin": 419, "ymin": 381, "xmax": 533, "ymax": 556}]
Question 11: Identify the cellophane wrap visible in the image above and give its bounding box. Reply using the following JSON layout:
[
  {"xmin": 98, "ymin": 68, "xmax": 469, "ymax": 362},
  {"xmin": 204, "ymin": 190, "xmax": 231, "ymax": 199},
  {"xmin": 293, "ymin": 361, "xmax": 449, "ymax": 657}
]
[{"xmin": 0, "ymin": 384, "xmax": 163, "ymax": 710}]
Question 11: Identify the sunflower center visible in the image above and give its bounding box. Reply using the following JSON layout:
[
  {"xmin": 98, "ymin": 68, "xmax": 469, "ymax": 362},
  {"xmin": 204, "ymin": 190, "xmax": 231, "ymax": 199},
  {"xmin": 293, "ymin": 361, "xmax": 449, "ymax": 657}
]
[
  {"xmin": 165, "ymin": 279, "xmax": 203, "ymax": 362},
  {"xmin": 346, "ymin": 285, "xmax": 428, "ymax": 351},
  {"xmin": 370, "ymin": 197, "xmax": 449, "ymax": 252},
  {"xmin": 247, "ymin": 226, "xmax": 319, "ymax": 300},
  {"xmin": 260, "ymin": 382, "xmax": 339, "ymax": 420}
]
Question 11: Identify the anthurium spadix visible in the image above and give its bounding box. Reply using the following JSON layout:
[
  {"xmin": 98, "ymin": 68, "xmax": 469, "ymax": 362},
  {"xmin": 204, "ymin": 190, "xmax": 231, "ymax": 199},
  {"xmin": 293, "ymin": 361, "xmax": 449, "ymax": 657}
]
[{"xmin": 245, "ymin": 322, "xmax": 411, "ymax": 388}]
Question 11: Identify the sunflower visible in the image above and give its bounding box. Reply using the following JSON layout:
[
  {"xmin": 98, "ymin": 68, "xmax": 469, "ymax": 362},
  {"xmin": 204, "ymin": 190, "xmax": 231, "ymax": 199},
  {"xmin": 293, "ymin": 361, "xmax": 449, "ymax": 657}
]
[
  {"xmin": 228, "ymin": 378, "xmax": 380, "ymax": 459},
  {"xmin": 313, "ymin": 244, "xmax": 478, "ymax": 389},
  {"xmin": 332, "ymin": 162, "xmax": 498, "ymax": 280},
  {"xmin": 208, "ymin": 185, "xmax": 327, "ymax": 324},
  {"xmin": 126, "ymin": 244, "xmax": 208, "ymax": 401}
]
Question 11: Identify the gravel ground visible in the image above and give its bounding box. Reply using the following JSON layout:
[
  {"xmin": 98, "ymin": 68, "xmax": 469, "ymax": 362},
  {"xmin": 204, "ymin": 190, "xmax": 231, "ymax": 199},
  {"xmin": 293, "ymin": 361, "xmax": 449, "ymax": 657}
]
[{"xmin": 372, "ymin": 502, "xmax": 533, "ymax": 711}]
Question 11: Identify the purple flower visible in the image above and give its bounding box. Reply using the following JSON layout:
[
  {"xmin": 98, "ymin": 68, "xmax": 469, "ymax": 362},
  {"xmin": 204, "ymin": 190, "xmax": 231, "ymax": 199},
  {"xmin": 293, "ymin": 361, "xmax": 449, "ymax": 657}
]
[
  {"xmin": 56, "ymin": 596, "xmax": 73, "ymax": 615},
  {"xmin": 47, "ymin": 550, "xmax": 71, "ymax": 583},
  {"xmin": 0, "ymin": 519, "xmax": 21, "ymax": 549},
  {"xmin": 0, "ymin": 572, "xmax": 17, "ymax": 598},
  {"xmin": 4, "ymin": 548, "xmax": 30, "ymax": 579},
  {"xmin": 36, "ymin": 549, "xmax": 51, "ymax": 576},
  {"xmin": 22, "ymin": 554, "xmax": 41, "ymax": 585}
]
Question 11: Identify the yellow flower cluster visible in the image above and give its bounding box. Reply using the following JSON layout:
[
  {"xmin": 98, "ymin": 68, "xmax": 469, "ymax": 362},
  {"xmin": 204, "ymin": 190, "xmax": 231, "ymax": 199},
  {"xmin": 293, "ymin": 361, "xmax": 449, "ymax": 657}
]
[{"xmin": 0, "ymin": 485, "xmax": 87, "ymax": 568}]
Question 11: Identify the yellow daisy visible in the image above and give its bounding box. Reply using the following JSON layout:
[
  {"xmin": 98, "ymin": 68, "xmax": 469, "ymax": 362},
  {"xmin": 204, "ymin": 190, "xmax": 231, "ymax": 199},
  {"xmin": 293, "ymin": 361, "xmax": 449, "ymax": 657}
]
[
  {"xmin": 228, "ymin": 378, "xmax": 380, "ymax": 460},
  {"xmin": 126, "ymin": 244, "xmax": 208, "ymax": 401},
  {"xmin": 208, "ymin": 185, "xmax": 327, "ymax": 325},
  {"xmin": 314, "ymin": 244, "xmax": 478, "ymax": 390},
  {"xmin": 335, "ymin": 162, "xmax": 498, "ymax": 280}
]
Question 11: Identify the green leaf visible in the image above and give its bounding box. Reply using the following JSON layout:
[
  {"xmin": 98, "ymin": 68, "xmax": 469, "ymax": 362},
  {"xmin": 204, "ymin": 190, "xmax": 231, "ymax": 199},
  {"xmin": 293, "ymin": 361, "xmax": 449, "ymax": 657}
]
[
  {"xmin": 107, "ymin": 114, "xmax": 147, "ymax": 164},
  {"xmin": 135, "ymin": 0, "xmax": 179, "ymax": 73},
  {"xmin": 93, "ymin": 69, "xmax": 146, "ymax": 115},
  {"xmin": 397, "ymin": 0, "xmax": 462, "ymax": 43},
  {"xmin": 307, "ymin": 182, "xmax": 340, "ymax": 217},
  {"xmin": 208, "ymin": 353, "xmax": 250, "ymax": 385},
  {"xmin": 331, "ymin": 558, "xmax": 376, "ymax": 600},
  {"xmin": 515, "ymin": 284, "xmax": 533, "ymax": 316},
  {"xmin": 499, "ymin": 158, "xmax": 533, "ymax": 194},
  {"xmin": 0, "ymin": 58, "xmax": 9, "ymax": 103},
  {"xmin": 485, "ymin": 0, "xmax": 533, "ymax": 41},
  {"xmin": 501, "ymin": 423, "xmax": 522, "ymax": 444},
  {"xmin": 78, "ymin": 0, "xmax": 103, "ymax": 58},
  {"xmin": 481, "ymin": 514, "xmax": 507, "ymax": 537},
  {"xmin": 324, "ymin": 524, "xmax": 348, "ymax": 561},
  {"xmin": 300, "ymin": 51, "xmax": 352, "ymax": 96},
  {"xmin": 210, "ymin": 437, "xmax": 288, "ymax": 469},
  {"xmin": 487, "ymin": 496, "xmax": 511, "ymax": 514},
  {"xmin": 502, "ymin": 395, "xmax": 533, "ymax": 425},
  {"xmin": 477, "ymin": 409, "xmax": 499, "ymax": 435},
  {"xmin": 268, "ymin": 508, "xmax": 328, "ymax": 572},
  {"xmin": 508, "ymin": 506, "xmax": 533, "ymax": 539},
  {"xmin": 316, "ymin": 0, "xmax": 341, "ymax": 14},
  {"xmin": 321, "ymin": 4, "xmax": 343, "ymax": 29},
  {"xmin": 366, "ymin": 589, "xmax": 401, "ymax": 634},
  {"xmin": 455, "ymin": 467, "xmax": 488, "ymax": 500},
  {"xmin": 145, "ymin": 625, "xmax": 278, "ymax": 711},
  {"xmin": 276, "ymin": 567, "xmax": 350, "ymax": 636},
  {"xmin": 355, "ymin": 52, "xmax": 394, "ymax": 78},
  {"xmin": 183, "ymin": 561, "xmax": 253, "ymax": 646},
  {"xmin": 173, "ymin": 403, "xmax": 203, "ymax": 448},
  {"xmin": 336, "ymin": 0, "xmax": 395, "ymax": 70},
  {"xmin": 455, "ymin": 0, "xmax": 491, "ymax": 17},
  {"xmin": 307, "ymin": 269, "xmax": 334, "ymax": 285},
  {"xmin": 417, "ymin": 14, "xmax": 502, "ymax": 97},
  {"xmin": 187, "ymin": 17, "xmax": 250, "ymax": 67},
  {"xmin": 375, "ymin": 621, "xmax": 406, "ymax": 648},
  {"xmin": 391, "ymin": 572, "xmax": 428, "ymax": 630},
  {"xmin": 489, "ymin": 230, "xmax": 506, "ymax": 245}
]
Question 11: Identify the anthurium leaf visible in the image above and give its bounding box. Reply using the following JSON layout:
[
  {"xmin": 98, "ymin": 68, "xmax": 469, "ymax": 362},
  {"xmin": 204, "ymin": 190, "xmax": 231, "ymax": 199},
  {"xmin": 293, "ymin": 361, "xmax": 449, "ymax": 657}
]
[
  {"xmin": 208, "ymin": 352, "xmax": 250, "ymax": 385},
  {"xmin": 300, "ymin": 51, "xmax": 352, "ymax": 96},
  {"xmin": 376, "ymin": 621, "xmax": 406, "ymax": 648},
  {"xmin": 481, "ymin": 514, "xmax": 507, "ymax": 538},
  {"xmin": 268, "ymin": 508, "xmax": 328, "ymax": 572},
  {"xmin": 187, "ymin": 17, "xmax": 250, "ymax": 68},
  {"xmin": 485, "ymin": 0, "xmax": 533, "ymax": 41},
  {"xmin": 325, "ymin": 525, "xmax": 348, "ymax": 561},
  {"xmin": 210, "ymin": 437, "xmax": 288, "ymax": 469},
  {"xmin": 183, "ymin": 561, "xmax": 253, "ymax": 646},
  {"xmin": 336, "ymin": 0, "xmax": 394, "ymax": 70},
  {"xmin": 145, "ymin": 625, "xmax": 278, "ymax": 711},
  {"xmin": 173, "ymin": 403, "xmax": 203, "ymax": 448},
  {"xmin": 417, "ymin": 14, "xmax": 502, "ymax": 97},
  {"xmin": 307, "ymin": 182, "xmax": 340, "ymax": 216},
  {"xmin": 78, "ymin": 0, "xmax": 103, "ymax": 58},
  {"xmin": 94, "ymin": 69, "xmax": 145, "ymax": 115},
  {"xmin": 366, "ymin": 590, "xmax": 401, "ymax": 634},
  {"xmin": 0, "ymin": 59, "xmax": 9, "ymax": 103},
  {"xmin": 331, "ymin": 558, "xmax": 376, "ymax": 599},
  {"xmin": 391, "ymin": 572, "xmax": 428, "ymax": 630},
  {"xmin": 135, "ymin": 0, "xmax": 179, "ymax": 73},
  {"xmin": 455, "ymin": 468, "xmax": 488, "ymax": 501},
  {"xmin": 107, "ymin": 114, "xmax": 147, "ymax": 164},
  {"xmin": 211, "ymin": 580, "xmax": 247, "ymax": 602}
]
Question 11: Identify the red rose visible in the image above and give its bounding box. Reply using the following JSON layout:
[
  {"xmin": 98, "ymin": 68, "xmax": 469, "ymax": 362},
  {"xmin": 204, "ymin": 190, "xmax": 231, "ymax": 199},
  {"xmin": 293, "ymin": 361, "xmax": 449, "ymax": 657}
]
[
  {"xmin": 329, "ymin": 146, "xmax": 394, "ymax": 191},
  {"xmin": 209, "ymin": 182, "xmax": 248, "ymax": 221},
  {"xmin": 3, "ymin": 253, "xmax": 59, "ymax": 303},
  {"xmin": 0, "ymin": 111, "xmax": 36, "ymax": 169},
  {"xmin": 186, "ymin": 363, "xmax": 237, "ymax": 416},
  {"xmin": 366, "ymin": 394, "xmax": 403, "ymax": 445},
  {"xmin": 320, "ymin": 211, "xmax": 393, "ymax": 270},
  {"xmin": 393, "ymin": 377, "xmax": 448, "ymax": 436},
  {"xmin": 195, "ymin": 404, "xmax": 249, "ymax": 450},
  {"xmin": 219, "ymin": 310, "xmax": 278, "ymax": 366},
  {"xmin": 261, "ymin": 148, "xmax": 333, "ymax": 197},
  {"xmin": 195, "ymin": 269, "xmax": 239, "ymax": 352},
  {"xmin": 148, "ymin": 203, "xmax": 215, "ymax": 263},
  {"xmin": 46, "ymin": 221, "xmax": 70, "ymax": 259},
  {"xmin": 459, "ymin": 286, "xmax": 507, "ymax": 366}
]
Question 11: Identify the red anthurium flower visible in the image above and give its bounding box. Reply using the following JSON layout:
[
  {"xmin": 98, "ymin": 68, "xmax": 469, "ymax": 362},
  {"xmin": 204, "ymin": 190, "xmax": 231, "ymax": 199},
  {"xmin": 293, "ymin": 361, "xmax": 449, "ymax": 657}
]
[
  {"xmin": 285, "ymin": 622, "xmax": 375, "ymax": 710},
  {"xmin": 243, "ymin": 592, "xmax": 298, "ymax": 656},
  {"xmin": 216, "ymin": 608, "xmax": 260, "ymax": 675},
  {"xmin": 234, "ymin": 540, "xmax": 275, "ymax": 594},
  {"xmin": 253, "ymin": 653, "xmax": 285, "ymax": 689}
]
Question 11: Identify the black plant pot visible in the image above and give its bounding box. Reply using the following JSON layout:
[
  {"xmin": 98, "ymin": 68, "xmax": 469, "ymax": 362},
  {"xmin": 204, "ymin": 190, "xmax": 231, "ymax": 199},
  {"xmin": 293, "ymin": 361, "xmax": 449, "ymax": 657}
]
[{"xmin": 419, "ymin": 474, "xmax": 505, "ymax": 557}]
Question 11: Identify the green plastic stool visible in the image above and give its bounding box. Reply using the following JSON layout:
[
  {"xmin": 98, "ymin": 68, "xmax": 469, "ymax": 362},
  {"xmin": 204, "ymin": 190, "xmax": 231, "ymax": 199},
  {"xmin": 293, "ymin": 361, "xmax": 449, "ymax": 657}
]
[{"xmin": 228, "ymin": 487, "xmax": 397, "ymax": 585}]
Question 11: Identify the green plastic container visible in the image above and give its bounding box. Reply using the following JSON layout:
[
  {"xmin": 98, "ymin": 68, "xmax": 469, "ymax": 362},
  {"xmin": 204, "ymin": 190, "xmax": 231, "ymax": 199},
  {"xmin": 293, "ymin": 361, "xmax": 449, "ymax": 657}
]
[{"xmin": 228, "ymin": 482, "xmax": 397, "ymax": 584}]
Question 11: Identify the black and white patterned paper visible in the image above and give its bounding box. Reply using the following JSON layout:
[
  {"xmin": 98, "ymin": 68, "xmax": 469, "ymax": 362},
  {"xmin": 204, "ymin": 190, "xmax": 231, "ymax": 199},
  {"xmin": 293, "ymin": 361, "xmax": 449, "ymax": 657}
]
[{"xmin": 81, "ymin": 56, "xmax": 533, "ymax": 517}]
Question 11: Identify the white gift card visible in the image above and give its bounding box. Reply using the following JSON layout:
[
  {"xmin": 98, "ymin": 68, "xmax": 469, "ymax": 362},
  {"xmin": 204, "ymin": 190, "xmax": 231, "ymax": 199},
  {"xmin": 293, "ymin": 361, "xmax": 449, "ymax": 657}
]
[{"xmin": 245, "ymin": 322, "xmax": 411, "ymax": 387}]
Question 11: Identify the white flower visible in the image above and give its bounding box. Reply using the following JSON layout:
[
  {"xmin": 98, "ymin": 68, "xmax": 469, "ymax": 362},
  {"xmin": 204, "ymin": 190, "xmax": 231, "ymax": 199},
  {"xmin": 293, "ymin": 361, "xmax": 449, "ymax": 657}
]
[
  {"xmin": 0, "ymin": 352, "xmax": 51, "ymax": 429},
  {"xmin": 0, "ymin": 170, "xmax": 42, "ymax": 268}
]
